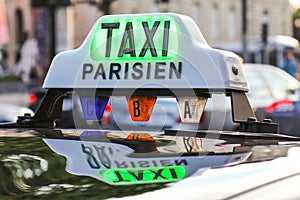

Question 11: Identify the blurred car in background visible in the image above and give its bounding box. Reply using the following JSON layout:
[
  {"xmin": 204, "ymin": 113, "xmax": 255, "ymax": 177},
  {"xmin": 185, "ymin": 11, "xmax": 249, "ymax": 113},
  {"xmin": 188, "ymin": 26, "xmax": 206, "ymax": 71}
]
[
  {"xmin": 245, "ymin": 63, "xmax": 299, "ymax": 119},
  {"xmin": 200, "ymin": 63, "xmax": 300, "ymax": 131},
  {"xmin": 0, "ymin": 103, "xmax": 34, "ymax": 123},
  {"xmin": 101, "ymin": 63, "xmax": 299, "ymax": 131},
  {"xmin": 265, "ymin": 95, "xmax": 300, "ymax": 137}
]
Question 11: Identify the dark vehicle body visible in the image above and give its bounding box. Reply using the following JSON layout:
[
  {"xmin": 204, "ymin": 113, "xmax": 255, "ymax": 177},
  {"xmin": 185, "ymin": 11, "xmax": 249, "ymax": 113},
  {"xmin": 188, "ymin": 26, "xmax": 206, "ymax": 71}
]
[
  {"xmin": 266, "ymin": 99, "xmax": 300, "ymax": 136},
  {"xmin": 0, "ymin": 128, "xmax": 300, "ymax": 199}
]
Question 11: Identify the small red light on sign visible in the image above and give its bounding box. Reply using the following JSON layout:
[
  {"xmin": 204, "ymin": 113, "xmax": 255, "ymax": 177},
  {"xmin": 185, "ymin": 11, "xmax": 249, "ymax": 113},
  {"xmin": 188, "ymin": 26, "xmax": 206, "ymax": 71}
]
[{"xmin": 28, "ymin": 94, "xmax": 37, "ymax": 103}]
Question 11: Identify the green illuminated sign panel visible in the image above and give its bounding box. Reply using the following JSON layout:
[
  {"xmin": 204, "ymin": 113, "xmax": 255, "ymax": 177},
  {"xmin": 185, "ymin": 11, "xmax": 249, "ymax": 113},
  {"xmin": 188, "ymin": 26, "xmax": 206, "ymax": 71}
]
[
  {"xmin": 101, "ymin": 166, "xmax": 185, "ymax": 184},
  {"xmin": 90, "ymin": 16, "xmax": 178, "ymax": 61}
]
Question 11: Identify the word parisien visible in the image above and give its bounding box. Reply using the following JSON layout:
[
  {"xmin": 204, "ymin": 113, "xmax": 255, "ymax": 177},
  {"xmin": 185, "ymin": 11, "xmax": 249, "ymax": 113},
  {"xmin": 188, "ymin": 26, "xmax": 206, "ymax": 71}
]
[{"xmin": 82, "ymin": 62, "xmax": 182, "ymax": 80}]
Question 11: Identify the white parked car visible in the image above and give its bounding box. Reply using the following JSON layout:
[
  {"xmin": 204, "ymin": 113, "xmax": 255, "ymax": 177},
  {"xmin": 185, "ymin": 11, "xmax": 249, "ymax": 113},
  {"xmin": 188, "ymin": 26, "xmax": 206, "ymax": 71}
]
[{"xmin": 0, "ymin": 103, "xmax": 34, "ymax": 122}]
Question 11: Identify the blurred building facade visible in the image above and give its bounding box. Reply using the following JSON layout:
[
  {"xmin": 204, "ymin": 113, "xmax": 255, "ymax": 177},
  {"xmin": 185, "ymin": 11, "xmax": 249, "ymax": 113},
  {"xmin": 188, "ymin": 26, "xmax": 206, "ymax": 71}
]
[
  {"xmin": 112, "ymin": 0, "xmax": 293, "ymax": 46},
  {"xmin": 2, "ymin": 0, "xmax": 294, "ymax": 74}
]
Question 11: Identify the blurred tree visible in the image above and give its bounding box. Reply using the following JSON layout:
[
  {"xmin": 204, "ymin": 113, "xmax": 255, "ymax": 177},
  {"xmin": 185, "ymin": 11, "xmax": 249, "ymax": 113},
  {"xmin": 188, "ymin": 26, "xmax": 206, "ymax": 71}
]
[
  {"xmin": 292, "ymin": 8, "xmax": 300, "ymax": 41},
  {"xmin": 92, "ymin": 0, "xmax": 117, "ymax": 15}
]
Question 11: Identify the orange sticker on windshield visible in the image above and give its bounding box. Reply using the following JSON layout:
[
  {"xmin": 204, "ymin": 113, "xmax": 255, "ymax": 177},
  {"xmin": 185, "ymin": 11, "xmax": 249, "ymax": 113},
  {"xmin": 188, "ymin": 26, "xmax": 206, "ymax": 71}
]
[{"xmin": 127, "ymin": 97, "xmax": 157, "ymax": 121}]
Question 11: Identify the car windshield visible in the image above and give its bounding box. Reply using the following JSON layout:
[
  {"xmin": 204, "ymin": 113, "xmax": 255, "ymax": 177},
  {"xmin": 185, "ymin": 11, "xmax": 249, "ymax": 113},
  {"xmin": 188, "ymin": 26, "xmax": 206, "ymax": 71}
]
[
  {"xmin": 247, "ymin": 71, "xmax": 272, "ymax": 98},
  {"xmin": 262, "ymin": 68, "xmax": 299, "ymax": 99},
  {"xmin": 246, "ymin": 64, "xmax": 300, "ymax": 99}
]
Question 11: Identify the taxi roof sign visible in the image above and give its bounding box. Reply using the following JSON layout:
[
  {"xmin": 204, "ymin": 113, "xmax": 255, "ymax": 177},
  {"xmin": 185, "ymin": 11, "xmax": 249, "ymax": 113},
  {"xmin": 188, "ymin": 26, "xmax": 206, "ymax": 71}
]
[
  {"xmin": 8, "ymin": 13, "xmax": 277, "ymax": 134},
  {"xmin": 43, "ymin": 13, "xmax": 249, "ymax": 92}
]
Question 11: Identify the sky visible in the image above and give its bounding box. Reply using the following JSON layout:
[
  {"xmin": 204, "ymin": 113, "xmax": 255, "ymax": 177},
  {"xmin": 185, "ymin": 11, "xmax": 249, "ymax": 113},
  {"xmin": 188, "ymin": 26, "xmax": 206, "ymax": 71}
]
[{"xmin": 290, "ymin": 0, "xmax": 300, "ymax": 7}]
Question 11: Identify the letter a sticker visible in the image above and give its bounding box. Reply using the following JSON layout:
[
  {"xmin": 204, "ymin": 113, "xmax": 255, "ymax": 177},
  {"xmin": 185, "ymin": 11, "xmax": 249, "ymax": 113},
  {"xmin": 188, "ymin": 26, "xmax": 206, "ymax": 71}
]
[{"xmin": 176, "ymin": 97, "xmax": 207, "ymax": 123}]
